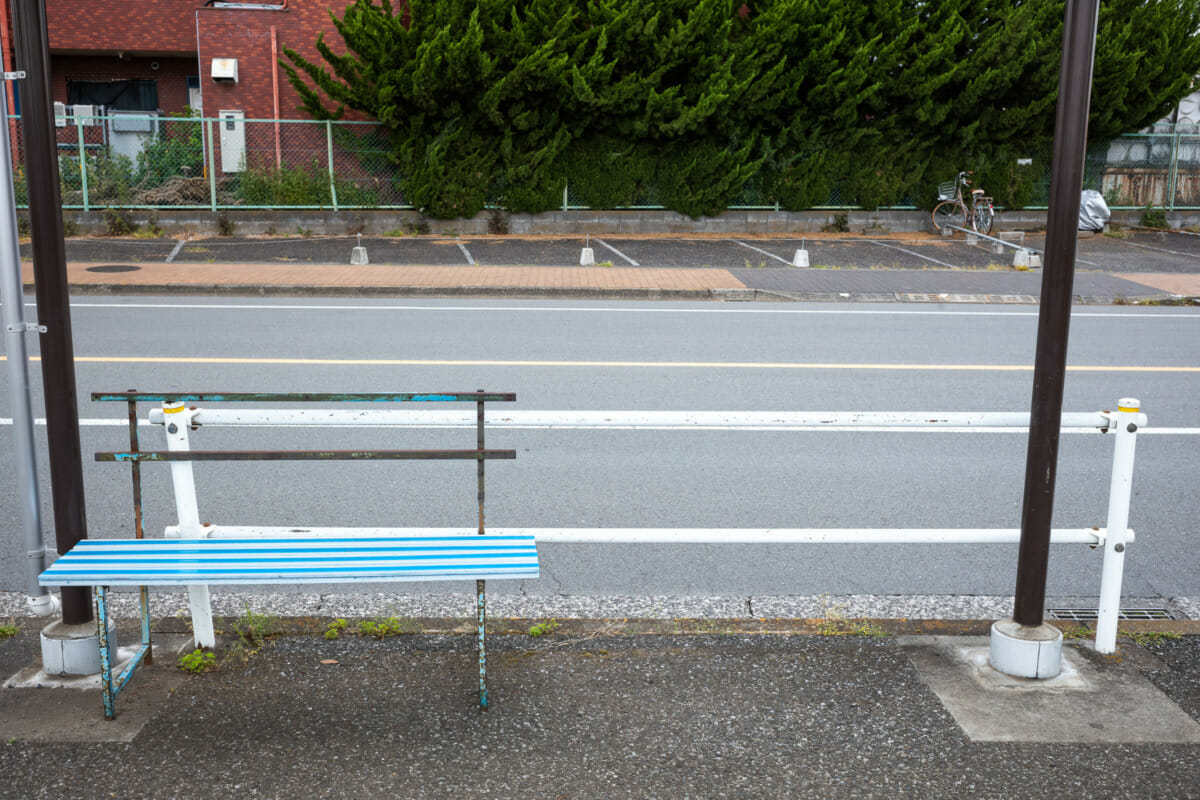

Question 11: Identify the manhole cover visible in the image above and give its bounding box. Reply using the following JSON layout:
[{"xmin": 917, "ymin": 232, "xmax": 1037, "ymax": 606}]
[
  {"xmin": 1047, "ymin": 607, "xmax": 1175, "ymax": 621},
  {"xmin": 85, "ymin": 264, "xmax": 141, "ymax": 273}
]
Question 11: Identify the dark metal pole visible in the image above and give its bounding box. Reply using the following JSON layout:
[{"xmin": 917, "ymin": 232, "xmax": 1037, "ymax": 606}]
[
  {"xmin": 10, "ymin": 0, "xmax": 91, "ymax": 625},
  {"xmin": 1012, "ymin": 0, "xmax": 1099, "ymax": 627}
]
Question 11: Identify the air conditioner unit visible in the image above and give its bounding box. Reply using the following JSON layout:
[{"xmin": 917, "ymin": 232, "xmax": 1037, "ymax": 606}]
[
  {"xmin": 211, "ymin": 58, "xmax": 238, "ymax": 83},
  {"xmin": 54, "ymin": 101, "xmax": 66, "ymax": 127},
  {"xmin": 72, "ymin": 104, "xmax": 100, "ymax": 126}
]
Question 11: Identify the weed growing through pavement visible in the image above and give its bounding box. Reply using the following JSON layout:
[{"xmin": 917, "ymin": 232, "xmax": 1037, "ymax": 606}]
[
  {"xmin": 1060, "ymin": 626, "xmax": 1093, "ymax": 640},
  {"xmin": 0, "ymin": 620, "xmax": 18, "ymax": 639},
  {"xmin": 178, "ymin": 648, "xmax": 217, "ymax": 673},
  {"xmin": 818, "ymin": 600, "xmax": 887, "ymax": 638},
  {"xmin": 324, "ymin": 619, "xmax": 349, "ymax": 640},
  {"xmin": 357, "ymin": 616, "xmax": 419, "ymax": 638},
  {"xmin": 231, "ymin": 604, "xmax": 279, "ymax": 647},
  {"xmin": 1125, "ymin": 630, "xmax": 1183, "ymax": 647},
  {"xmin": 528, "ymin": 619, "xmax": 561, "ymax": 638}
]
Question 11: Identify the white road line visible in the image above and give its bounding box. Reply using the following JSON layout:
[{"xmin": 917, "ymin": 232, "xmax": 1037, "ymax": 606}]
[
  {"xmin": 41, "ymin": 302, "xmax": 1199, "ymax": 319},
  {"xmin": 1113, "ymin": 238, "xmax": 1198, "ymax": 258},
  {"xmin": 5, "ymin": 416, "xmax": 1197, "ymax": 434},
  {"xmin": 594, "ymin": 239, "xmax": 639, "ymax": 266},
  {"xmin": 734, "ymin": 240, "xmax": 792, "ymax": 265},
  {"xmin": 165, "ymin": 240, "xmax": 186, "ymax": 263},
  {"xmin": 865, "ymin": 240, "xmax": 957, "ymax": 269},
  {"xmin": 456, "ymin": 240, "xmax": 475, "ymax": 265}
]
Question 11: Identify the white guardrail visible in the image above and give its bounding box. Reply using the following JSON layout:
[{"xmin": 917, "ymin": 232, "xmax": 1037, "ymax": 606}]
[{"xmin": 149, "ymin": 401, "xmax": 1145, "ymax": 655}]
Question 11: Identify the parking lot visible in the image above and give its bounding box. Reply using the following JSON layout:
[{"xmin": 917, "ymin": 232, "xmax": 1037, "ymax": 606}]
[{"xmin": 34, "ymin": 229, "xmax": 1200, "ymax": 273}]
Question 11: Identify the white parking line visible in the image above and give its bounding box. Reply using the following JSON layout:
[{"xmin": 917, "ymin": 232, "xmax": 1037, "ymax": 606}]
[
  {"xmin": 594, "ymin": 239, "xmax": 639, "ymax": 266},
  {"xmin": 165, "ymin": 240, "xmax": 186, "ymax": 263},
  {"xmin": 734, "ymin": 240, "xmax": 792, "ymax": 265},
  {"xmin": 456, "ymin": 240, "xmax": 475, "ymax": 265},
  {"xmin": 1113, "ymin": 238, "xmax": 1198, "ymax": 258},
  {"xmin": 865, "ymin": 239, "xmax": 956, "ymax": 269}
]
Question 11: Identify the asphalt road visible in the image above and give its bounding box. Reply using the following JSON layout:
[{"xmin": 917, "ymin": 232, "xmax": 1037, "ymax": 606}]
[{"xmin": 1, "ymin": 297, "xmax": 1197, "ymax": 600}]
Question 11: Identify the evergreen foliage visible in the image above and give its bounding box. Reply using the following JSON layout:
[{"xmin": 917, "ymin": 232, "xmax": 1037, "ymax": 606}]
[{"xmin": 283, "ymin": 0, "xmax": 1200, "ymax": 218}]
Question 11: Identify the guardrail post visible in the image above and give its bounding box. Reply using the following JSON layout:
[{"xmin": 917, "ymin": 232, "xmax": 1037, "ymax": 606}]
[
  {"xmin": 162, "ymin": 401, "xmax": 215, "ymax": 648},
  {"xmin": 1095, "ymin": 398, "xmax": 1142, "ymax": 654}
]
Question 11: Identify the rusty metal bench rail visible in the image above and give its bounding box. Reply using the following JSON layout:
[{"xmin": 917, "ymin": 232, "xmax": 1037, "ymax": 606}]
[{"xmin": 39, "ymin": 391, "xmax": 529, "ymax": 719}]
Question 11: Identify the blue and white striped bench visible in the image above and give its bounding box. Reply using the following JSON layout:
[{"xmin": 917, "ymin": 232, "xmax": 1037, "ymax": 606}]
[
  {"xmin": 39, "ymin": 533, "xmax": 539, "ymax": 720},
  {"xmin": 40, "ymin": 535, "xmax": 542, "ymax": 587},
  {"xmin": 41, "ymin": 391, "xmax": 532, "ymax": 720}
]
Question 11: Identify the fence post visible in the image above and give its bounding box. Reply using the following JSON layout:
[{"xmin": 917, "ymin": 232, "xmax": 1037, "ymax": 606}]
[
  {"xmin": 75, "ymin": 114, "xmax": 88, "ymax": 212},
  {"xmin": 206, "ymin": 117, "xmax": 217, "ymax": 213},
  {"xmin": 326, "ymin": 120, "xmax": 338, "ymax": 211},
  {"xmin": 1167, "ymin": 128, "xmax": 1181, "ymax": 211},
  {"xmin": 1094, "ymin": 398, "xmax": 1142, "ymax": 654},
  {"xmin": 563, "ymin": 182, "xmax": 568, "ymax": 212}
]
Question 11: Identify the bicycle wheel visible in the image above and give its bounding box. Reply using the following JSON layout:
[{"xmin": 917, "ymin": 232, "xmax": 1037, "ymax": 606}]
[
  {"xmin": 932, "ymin": 201, "xmax": 966, "ymax": 232},
  {"xmin": 971, "ymin": 204, "xmax": 994, "ymax": 236}
]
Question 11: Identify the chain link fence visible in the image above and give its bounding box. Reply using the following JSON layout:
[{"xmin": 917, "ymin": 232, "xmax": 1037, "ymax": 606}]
[{"xmin": 7, "ymin": 113, "xmax": 1200, "ymax": 212}]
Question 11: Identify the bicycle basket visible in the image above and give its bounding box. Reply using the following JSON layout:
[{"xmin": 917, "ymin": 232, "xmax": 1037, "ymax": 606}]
[{"xmin": 937, "ymin": 180, "xmax": 957, "ymax": 201}]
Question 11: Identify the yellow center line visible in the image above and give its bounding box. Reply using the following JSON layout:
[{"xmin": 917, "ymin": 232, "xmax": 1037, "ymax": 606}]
[{"xmin": 3, "ymin": 356, "xmax": 1197, "ymax": 372}]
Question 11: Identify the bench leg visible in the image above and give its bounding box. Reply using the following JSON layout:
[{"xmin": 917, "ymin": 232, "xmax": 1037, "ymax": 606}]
[
  {"xmin": 187, "ymin": 586, "xmax": 216, "ymax": 649},
  {"xmin": 96, "ymin": 587, "xmax": 116, "ymax": 720},
  {"xmin": 95, "ymin": 585, "xmax": 155, "ymax": 721},
  {"xmin": 477, "ymin": 578, "xmax": 487, "ymax": 710},
  {"xmin": 139, "ymin": 586, "xmax": 153, "ymax": 666}
]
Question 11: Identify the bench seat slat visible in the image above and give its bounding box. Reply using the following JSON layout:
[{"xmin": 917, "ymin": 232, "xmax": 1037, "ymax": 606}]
[{"xmin": 40, "ymin": 535, "xmax": 539, "ymax": 587}]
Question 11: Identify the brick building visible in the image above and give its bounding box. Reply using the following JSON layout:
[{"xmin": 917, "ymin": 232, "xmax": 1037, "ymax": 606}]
[
  {"xmin": 1, "ymin": 0, "xmax": 366, "ymax": 175},
  {"xmin": 2, "ymin": 0, "xmax": 354, "ymax": 119}
]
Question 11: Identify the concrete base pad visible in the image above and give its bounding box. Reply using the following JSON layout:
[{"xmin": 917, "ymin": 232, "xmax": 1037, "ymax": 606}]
[
  {"xmin": 0, "ymin": 635, "xmax": 191, "ymax": 743},
  {"xmin": 899, "ymin": 635, "xmax": 1200, "ymax": 743}
]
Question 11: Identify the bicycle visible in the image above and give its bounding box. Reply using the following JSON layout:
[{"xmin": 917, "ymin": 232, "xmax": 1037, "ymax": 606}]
[{"xmin": 931, "ymin": 171, "xmax": 994, "ymax": 236}]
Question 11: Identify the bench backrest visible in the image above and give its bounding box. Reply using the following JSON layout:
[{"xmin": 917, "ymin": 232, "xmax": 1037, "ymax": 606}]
[{"xmin": 91, "ymin": 391, "xmax": 517, "ymax": 539}]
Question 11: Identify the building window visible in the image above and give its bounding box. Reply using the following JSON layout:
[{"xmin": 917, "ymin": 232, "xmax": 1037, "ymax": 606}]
[{"xmin": 67, "ymin": 79, "xmax": 158, "ymax": 111}]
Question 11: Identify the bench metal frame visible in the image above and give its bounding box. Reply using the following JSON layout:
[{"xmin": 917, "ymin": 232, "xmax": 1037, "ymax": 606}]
[{"xmin": 55, "ymin": 391, "xmax": 521, "ymax": 718}]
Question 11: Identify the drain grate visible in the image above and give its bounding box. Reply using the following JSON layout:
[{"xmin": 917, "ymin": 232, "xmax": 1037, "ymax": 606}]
[
  {"xmin": 85, "ymin": 264, "xmax": 141, "ymax": 273},
  {"xmin": 1047, "ymin": 607, "xmax": 1175, "ymax": 621}
]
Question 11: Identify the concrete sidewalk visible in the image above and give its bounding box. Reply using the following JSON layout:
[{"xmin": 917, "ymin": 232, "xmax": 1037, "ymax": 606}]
[{"xmin": 0, "ymin": 613, "xmax": 1198, "ymax": 800}]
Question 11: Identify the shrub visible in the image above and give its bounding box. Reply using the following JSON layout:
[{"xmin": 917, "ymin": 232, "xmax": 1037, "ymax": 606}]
[
  {"xmin": 562, "ymin": 137, "xmax": 654, "ymax": 209},
  {"xmin": 238, "ymin": 162, "xmax": 331, "ymax": 207},
  {"xmin": 136, "ymin": 110, "xmax": 204, "ymax": 185},
  {"xmin": 1141, "ymin": 204, "xmax": 1168, "ymax": 228},
  {"xmin": 102, "ymin": 207, "xmax": 138, "ymax": 236}
]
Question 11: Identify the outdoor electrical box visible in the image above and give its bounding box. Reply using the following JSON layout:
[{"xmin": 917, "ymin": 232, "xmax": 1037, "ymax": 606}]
[
  {"xmin": 72, "ymin": 105, "xmax": 100, "ymax": 126},
  {"xmin": 211, "ymin": 58, "xmax": 238, "ymax": 83},
  {"xmin": 53, "ymin": 101, "xmax": 66, "ymax": 127},
  {"xmin": 107, "ymin": 110, "xmax": 158, "ymax": 163},
  {"xmin": 218, "ymin": 109, "xmax": 245, "ymax": 173}
]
